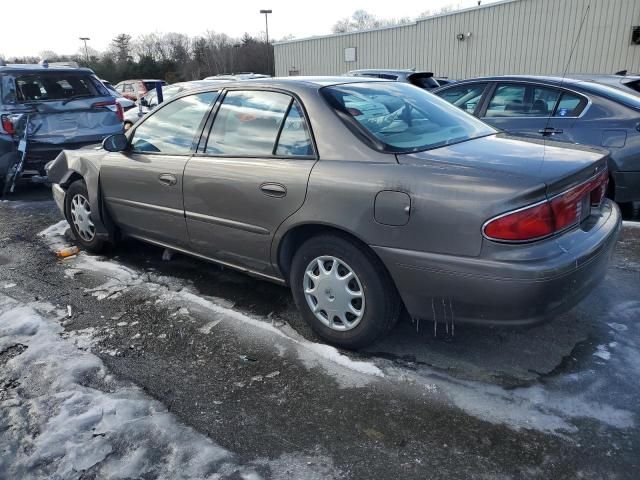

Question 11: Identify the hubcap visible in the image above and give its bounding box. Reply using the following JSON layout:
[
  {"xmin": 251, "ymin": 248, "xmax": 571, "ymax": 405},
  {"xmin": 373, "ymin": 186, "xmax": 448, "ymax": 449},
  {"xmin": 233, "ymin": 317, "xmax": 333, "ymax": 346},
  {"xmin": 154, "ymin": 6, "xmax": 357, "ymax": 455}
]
[
  {"xmin": 70, "ymin": 194, "xmax": 95, "ymax": 242},
  {"xmin": 303, "ymin": 256, "xmax": 365, "ymax": 331}
]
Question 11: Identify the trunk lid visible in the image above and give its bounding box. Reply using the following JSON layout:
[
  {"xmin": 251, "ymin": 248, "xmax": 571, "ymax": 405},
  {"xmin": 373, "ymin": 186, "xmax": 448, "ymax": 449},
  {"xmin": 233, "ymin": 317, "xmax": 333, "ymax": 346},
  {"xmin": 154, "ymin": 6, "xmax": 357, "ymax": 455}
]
[
  {"xmin": 1, "ymin": 70, "xmax": 122, "ymax": 145},
  {"xmin": 397, "ymin": 133, "xmax": 608, "ymax": 198}
]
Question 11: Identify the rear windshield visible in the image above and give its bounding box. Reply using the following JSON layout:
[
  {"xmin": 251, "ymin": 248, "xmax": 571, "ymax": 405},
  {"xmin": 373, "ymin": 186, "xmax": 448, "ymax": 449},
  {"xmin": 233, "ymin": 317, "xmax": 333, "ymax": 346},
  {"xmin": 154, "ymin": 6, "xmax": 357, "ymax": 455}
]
[
  {"xmin": 581, "ymin": 81, "xmax": 640, "ymax": 111},
  {"xmin": 13, "ymin": 73, "xmax": 107, "ymax": 102},
  {"xmin": 322, "ymin": 82, "xmax": 496, "ymax": 153}
]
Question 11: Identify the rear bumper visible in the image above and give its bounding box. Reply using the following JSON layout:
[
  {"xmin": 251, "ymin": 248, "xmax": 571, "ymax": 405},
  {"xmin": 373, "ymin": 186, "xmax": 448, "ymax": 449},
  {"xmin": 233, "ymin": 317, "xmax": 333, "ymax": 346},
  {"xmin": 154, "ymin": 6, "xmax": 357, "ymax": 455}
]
[
  {"xmin": 374, "ymin": 200, "xmax": 622, "ymax": 326},
  {"xmin": 613, "ymin": 170, "xmax": 640, "ymax": 203}
]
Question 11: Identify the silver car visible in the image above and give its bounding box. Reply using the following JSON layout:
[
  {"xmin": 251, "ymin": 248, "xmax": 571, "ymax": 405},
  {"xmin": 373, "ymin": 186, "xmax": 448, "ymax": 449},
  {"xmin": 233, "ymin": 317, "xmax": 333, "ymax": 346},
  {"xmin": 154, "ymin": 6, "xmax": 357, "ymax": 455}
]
[{"xmin": 46, "ymin": 77, "xmax": 621, "ymax": 349}]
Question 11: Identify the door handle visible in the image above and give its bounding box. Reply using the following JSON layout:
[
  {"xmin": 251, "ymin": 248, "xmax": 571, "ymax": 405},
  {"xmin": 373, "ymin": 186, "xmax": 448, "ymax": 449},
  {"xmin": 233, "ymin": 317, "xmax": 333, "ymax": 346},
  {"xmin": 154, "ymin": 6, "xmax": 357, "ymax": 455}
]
[
  {"xmin": 260, "ymin": 183, "xmax": 287, "ymax": 197},
  {"xmin": 538, "ymin": 127, "xmax": 563, "ymax": 136},
  {"xmin": 158, "ymin": 173, "xmax": 177, "ymax": 186}
]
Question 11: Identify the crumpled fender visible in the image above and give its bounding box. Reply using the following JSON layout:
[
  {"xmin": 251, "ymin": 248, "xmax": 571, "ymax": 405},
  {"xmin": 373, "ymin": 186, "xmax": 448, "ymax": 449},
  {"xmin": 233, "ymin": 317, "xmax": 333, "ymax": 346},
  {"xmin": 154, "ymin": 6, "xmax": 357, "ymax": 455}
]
[{"xmin": 46, "ymin": 148, "xmax": 113, "ymax": 241}]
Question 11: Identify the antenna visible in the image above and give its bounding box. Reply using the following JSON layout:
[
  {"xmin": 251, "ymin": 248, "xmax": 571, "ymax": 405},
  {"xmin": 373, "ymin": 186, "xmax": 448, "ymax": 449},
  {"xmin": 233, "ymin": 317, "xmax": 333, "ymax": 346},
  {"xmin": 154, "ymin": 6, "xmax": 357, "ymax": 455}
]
[{"xmin": 539, "ymin": 3, "xmax": 590, "ymax": 172}]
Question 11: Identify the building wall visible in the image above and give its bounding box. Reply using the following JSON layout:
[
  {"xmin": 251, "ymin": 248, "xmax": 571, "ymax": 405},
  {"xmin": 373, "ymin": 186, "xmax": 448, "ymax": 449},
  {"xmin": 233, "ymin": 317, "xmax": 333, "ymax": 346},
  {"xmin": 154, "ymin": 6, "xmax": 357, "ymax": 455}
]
[{"xmin": 274, "ymin": 0, "xmax": 640, "ymax": 78}]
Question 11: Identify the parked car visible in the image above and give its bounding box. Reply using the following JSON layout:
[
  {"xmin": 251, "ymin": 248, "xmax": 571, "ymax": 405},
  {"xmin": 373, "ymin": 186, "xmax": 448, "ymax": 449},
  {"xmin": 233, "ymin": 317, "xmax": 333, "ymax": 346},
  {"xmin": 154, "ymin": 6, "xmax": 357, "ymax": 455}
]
[
  {"xmin": 568, "ymin": 73, "xmax": 640, "ymax": 95},
  {"xmin": 113, "ymin": 79, "xmax": 167, "ymax": 101},
  {"xmin": 203, "ymin": 73, "xmax": 270, "ymax": 81},
  {"xmin": 47, "ymin": 77, "xmax": 620, "ymax": 348},
  {"xmin": 434, "ymin": 75, "xmax": 640, "ymax": 205},
  {"xmin": 123, "ymin": 80, "xmax": 228, "ymax": 130},
  {"xmin": 102, "ymin": 79, "xmax": 135, "ymax": 111},
  {"xmin": 0, "ymin": 60, "xmax": 124, "ymax": 195},
  {"xmin": 346, "ymin": 69, "xmax": 441, "ymax": 90}
]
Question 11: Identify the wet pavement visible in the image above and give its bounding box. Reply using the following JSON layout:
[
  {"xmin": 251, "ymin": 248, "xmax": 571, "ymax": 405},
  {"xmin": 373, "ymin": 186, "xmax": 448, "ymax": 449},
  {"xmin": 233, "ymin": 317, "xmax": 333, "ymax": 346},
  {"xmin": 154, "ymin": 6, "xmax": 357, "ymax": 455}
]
[{"xmin": 1, "ymin": 185, "xmax": 639, "ymax": 479}]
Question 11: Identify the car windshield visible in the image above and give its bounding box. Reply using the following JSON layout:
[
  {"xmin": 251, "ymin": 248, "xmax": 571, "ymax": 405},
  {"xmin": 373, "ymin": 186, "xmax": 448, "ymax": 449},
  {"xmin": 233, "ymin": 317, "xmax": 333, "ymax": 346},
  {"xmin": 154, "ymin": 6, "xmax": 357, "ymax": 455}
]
[{"xmin": 322, "ymin": 82, "xmax": 496, "ymax": 153}]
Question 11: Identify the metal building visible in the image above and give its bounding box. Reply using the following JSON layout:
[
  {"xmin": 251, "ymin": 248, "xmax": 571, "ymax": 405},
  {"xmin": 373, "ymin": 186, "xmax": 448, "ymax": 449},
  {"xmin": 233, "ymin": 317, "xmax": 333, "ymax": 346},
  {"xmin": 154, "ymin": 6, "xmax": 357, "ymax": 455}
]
[{"xmin": 274, "ymin": 0, "xmax": 640, "ymax": 79}]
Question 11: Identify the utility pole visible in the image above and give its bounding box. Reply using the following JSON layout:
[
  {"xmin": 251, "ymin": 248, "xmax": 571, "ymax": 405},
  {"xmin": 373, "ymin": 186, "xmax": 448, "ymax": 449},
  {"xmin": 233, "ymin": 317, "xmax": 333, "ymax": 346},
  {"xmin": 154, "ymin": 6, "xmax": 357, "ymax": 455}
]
[
  {"xmin": 259, "ymin": 9, "xmax": 272, "ymax": 75},
  {"xmin": 79, "ymin": 37, "xmax": 90, "ymax": 64}
]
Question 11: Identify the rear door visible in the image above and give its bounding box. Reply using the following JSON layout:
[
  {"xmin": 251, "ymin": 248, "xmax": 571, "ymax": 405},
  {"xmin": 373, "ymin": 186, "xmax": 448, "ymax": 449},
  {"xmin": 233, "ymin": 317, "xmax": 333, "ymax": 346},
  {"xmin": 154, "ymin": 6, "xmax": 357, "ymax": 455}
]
[
  {"xmin": 478, "ymin": 82, "xmax": 582, "ymax": 142},
  {"xmin": 100, "ymin": 91, "xmax": 218, "ymax": 247},
  {"xmin": 183, "ymin": 89, "xmax": 317, "ymax": 276}
]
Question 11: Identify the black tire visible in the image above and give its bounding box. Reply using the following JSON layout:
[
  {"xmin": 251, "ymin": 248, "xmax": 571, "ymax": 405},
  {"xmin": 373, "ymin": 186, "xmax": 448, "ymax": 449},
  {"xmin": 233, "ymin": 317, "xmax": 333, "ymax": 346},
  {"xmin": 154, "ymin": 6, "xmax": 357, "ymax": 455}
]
[
  {"xmin": 290, "ymin": 233, "xmax": 401, "ymax": 349},
  {"xmin": 64, "ymin": 180, "xmax": 107, "ymax": 253}
]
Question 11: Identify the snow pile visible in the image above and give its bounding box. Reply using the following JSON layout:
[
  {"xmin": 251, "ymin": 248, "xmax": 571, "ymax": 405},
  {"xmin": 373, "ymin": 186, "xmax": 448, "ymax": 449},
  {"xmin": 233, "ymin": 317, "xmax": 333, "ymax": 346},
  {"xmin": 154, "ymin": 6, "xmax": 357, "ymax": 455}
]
[{"xmin": 0, "ymin": 294, "xmax": 256, "ymax": 479}]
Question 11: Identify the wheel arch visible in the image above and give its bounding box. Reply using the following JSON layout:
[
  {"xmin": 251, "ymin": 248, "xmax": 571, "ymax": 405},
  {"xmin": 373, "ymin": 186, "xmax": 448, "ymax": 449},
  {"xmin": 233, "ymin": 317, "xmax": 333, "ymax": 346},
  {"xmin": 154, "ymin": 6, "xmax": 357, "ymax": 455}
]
[{"xmin": 275, "ymin": 222, "xmax": 390, "ymax": 285}]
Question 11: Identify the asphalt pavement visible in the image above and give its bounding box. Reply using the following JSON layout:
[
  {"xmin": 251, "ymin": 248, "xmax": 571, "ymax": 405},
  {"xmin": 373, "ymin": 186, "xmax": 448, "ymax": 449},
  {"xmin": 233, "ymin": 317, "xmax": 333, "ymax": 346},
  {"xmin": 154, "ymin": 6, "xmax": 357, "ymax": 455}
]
[{"xmin": 1, "ymin": 185, "xmax": 639, "ymax": 479}]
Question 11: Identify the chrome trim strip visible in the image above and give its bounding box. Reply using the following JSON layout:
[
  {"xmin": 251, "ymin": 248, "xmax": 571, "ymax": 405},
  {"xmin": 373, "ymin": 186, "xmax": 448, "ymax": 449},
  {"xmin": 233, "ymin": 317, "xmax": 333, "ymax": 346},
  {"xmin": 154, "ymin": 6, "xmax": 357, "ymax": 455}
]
[
  {"xmin": 106, "ymin": 197, "xmax": 185, "ymax": 218},
  {"xmin": 126, "ymin": 233, "xmax": 286, "ymax": 284},
  {"xmin": 185, "ymin": 211, "xmax": 270, "ymax": 235}
]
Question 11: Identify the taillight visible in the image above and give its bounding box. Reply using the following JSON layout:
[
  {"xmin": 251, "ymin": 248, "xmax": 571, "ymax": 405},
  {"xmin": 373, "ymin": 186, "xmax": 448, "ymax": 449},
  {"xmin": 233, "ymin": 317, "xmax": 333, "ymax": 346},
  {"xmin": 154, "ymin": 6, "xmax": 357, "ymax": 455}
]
[
  {"xmin": 1, "ymin": 114, "xmax": 15, "ymax": 135},
  {"xmin": 484, "ymin": 170, "xmax": 608, "ymax": 242},
  {"xmin": 92, "ymin": 99, "xmax": 123, "ymax": 121}
]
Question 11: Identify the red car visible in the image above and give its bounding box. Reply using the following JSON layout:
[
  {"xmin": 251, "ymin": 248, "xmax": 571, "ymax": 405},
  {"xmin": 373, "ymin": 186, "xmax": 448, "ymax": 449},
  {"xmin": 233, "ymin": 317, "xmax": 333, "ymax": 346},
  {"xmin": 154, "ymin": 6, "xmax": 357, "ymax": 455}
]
[{"xmin": 113, "ymin": 79, "xmax": 167, "ymax": 101}]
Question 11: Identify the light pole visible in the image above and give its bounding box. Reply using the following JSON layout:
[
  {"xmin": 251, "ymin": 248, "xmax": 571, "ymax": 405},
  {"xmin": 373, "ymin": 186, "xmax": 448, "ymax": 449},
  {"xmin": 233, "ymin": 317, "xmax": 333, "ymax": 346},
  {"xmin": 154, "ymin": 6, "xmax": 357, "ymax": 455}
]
[
  {"xmin": 79, "ymin": 37, "xmax": 90, "ymax": 64},
  {"xmin": 259, "ymin": 9, "xmax": 272, "ymax": 75}
]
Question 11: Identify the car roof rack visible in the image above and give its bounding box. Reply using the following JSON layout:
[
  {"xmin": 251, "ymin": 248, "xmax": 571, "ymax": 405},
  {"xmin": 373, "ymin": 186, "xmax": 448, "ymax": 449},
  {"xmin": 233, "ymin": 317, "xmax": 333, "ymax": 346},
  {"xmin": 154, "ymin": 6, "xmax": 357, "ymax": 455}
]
[{"xmin": 39, "ymin": 59, "xmax": 80, "ymax": 69}]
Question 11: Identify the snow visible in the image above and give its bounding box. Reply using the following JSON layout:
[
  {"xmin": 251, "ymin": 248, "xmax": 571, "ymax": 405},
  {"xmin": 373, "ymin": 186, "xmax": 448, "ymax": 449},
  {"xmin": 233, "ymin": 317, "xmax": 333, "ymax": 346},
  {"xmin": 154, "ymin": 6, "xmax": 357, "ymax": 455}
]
[
  {"xmin": 0, "ymin": 294, "xmax": 340, "ymax": 479},
  {"xmin": 622, "ymin": 220, "xmax": 640, "ymax": 229},
  {"xmin": 0, "ymin": 294, "xmax": 239, "ymax": 479},
  {"xmin": 593, "ymin": 344, "xmax": 611, "ymax": 361}
]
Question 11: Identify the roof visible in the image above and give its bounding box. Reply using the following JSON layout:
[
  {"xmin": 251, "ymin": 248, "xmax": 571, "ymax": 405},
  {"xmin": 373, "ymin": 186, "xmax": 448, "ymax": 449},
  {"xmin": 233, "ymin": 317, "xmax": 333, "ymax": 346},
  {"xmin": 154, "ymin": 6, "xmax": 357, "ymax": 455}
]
[
  {"xmin": 273, "ymin": 0, "xmax": 519, "ymax": 46},
  {"xmin": 0, "ymin": 64, "xmax": 94, "ymax": 74}
]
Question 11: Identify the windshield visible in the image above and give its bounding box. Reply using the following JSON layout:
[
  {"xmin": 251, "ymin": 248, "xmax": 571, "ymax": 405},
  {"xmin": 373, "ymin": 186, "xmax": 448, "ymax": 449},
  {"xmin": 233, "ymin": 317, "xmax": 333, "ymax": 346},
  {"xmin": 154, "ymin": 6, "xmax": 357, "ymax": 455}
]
[{"xmin": 322, "ymin": 82, "xmax": 496, "ymax": 153}]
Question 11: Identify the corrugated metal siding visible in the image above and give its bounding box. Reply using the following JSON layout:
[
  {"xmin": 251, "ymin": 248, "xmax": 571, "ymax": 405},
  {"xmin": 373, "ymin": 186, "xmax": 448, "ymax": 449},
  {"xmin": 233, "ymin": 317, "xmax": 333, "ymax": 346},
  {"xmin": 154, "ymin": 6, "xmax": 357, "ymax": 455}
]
[{"xmin": 274, "ymin": 0, "xmax": 640, "ymax": 78}]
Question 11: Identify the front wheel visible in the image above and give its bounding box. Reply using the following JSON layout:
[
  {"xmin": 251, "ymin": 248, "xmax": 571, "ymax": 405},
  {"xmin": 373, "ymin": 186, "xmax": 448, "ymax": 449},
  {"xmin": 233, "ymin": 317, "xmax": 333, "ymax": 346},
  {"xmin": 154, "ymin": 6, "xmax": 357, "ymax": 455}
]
[
  {"xmin": 290, "ymin": 234, "xmax": 401, "ymax": 349},
  {"xmin": 64, "ymin": 180, "xmax": 106, "ymax": 253}
]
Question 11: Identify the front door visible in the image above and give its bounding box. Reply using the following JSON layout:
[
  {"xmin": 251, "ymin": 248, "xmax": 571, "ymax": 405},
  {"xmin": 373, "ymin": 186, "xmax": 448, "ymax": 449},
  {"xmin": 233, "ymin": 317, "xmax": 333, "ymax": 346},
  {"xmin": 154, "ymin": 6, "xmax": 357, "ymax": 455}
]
[
  {"xmin": 183, "ymin": 89, "xmax": 317, "ymax": 276},
  {"xmin": 101, "ymin": 91, "xmax": 218, "ymax": 247}
]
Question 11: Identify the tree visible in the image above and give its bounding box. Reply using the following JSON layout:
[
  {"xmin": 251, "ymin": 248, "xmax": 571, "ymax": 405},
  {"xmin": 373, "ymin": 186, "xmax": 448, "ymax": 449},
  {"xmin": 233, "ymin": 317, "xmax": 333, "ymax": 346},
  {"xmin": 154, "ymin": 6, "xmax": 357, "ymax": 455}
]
[
  {"xmin": 332, "ymin": 10, "xmax": 412, "ymax": 33},
  {"xmin": 111, "ymin": 34, "xmax": 132, "ymax": 64}
]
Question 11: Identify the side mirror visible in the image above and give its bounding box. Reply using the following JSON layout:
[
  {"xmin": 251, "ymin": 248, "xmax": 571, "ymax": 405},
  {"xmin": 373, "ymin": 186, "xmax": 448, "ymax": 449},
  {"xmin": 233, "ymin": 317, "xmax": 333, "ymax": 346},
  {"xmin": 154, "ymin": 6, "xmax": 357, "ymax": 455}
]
[
  {"xmin": 102, "ymin": 133, "xmax": 128, "ymax": 152},
  {"xmin": 140, "ymin": 97, "xmax": 148, "ymax": 107}
]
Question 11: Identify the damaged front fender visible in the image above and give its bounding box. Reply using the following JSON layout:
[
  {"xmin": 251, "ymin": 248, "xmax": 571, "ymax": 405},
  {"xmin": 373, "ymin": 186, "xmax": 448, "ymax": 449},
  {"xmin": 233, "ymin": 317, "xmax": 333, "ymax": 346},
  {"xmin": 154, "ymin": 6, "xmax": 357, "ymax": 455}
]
[{"xmin": 47, "ymin": 148, "xmax": 114, "ymax": 242}]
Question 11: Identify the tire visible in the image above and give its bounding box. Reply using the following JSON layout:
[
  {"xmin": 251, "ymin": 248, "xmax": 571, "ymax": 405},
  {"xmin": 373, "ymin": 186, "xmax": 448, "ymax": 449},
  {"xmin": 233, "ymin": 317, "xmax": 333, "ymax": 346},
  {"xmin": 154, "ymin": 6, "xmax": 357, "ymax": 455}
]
[
  {"xmin": 64, "ymin": 180, "xmax": 106, "ymax": 253},
  {"xmin": 290, "ymin": 234, "xmax": 401, "ymax": 349}
]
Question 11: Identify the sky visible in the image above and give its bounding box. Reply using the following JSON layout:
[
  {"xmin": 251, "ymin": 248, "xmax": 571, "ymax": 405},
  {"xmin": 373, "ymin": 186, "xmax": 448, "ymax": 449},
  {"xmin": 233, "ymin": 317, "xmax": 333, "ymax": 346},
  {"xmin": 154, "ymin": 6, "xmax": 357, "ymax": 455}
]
[{"xmin": 0, "ymin": 0, "xmax": 497, "ymax": 58}]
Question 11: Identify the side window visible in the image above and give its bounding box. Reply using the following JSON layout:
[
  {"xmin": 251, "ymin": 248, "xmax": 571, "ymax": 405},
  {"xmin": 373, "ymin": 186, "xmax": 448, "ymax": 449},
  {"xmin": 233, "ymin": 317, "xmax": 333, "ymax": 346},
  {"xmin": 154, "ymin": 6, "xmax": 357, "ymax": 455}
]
[
  {"xmin": 275, "ymin": 101, "xmax": 314, "ymax": 157},
  {"xmin": 485, "ymin": 84, "xmax": 560, "ymax": 117},
  {"xmin": 438, "ymin": 83, "xmax": 487, "ymax": 113},
  {"xmin": 124, "ymin": 83, "xmax": 134, "ymax": 93},
  {"xmin": 554, "ymin": 92, "xmax": 586, "ymax": 117},
  {"xmin": 131, "ymin": 92, "xmax": 217, "ymax": 154},
  {"xmin": 485, "ymin": 84, "xmax": 526, "ymax": 117},
  {"xmin": 205, "ymin": 90, "xmax": 291, "ymax": 156}
]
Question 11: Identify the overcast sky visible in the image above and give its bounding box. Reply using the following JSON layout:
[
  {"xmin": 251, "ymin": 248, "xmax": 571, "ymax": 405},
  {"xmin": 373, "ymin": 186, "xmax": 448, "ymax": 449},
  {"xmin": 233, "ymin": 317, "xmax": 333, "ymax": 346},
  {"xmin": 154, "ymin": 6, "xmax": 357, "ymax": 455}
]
[{"xmin": 1, "ymin": 0, "xmax": 498, "ymax": 58}]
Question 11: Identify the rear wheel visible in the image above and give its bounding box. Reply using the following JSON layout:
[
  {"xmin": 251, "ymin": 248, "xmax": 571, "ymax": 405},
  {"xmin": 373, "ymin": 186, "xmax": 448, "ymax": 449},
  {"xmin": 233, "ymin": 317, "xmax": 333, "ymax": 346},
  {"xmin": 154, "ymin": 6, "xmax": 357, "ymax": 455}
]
[
  {"xmin": 290, "ymin": 234, "xmax": 401, "ymax": 349},
  {"xmin": 64, "ymin": 180, "xmax": 106, "ymax": 253}
]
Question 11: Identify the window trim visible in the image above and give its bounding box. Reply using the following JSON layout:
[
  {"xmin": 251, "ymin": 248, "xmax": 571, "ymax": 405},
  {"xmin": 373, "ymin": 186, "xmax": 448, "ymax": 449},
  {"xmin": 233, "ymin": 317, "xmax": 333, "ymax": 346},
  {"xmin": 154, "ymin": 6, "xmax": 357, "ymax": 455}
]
[
  {"xmin": 127, "ymin": 90, "xmax": 220, "ymax": 157},
  {"xmin": 475, "ymin": 80, "xmax": 591, "ymax": 119},
  {"xmin": 196, "ymin": 87, "xmax": 319, "ymax": 161}
]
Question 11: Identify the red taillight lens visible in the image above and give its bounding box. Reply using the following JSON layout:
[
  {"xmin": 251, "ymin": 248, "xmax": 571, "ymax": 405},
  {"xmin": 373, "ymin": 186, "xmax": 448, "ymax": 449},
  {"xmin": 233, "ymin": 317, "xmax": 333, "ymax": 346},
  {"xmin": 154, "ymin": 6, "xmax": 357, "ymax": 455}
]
[
  {"xmin": 92, "ymin": 99, "xmax": 123, "ymax": 121},
  {"xmin": 1, "ymin": 115, "xmax": 15, "ymax": 135},
  {"xmin": 484, "ymin": 170, "xmax": 609, "ymax": 242},
  {"xmin": 115, "ymin": 102, "xmax": 124, "ymax": 122},
  {"xmin": 484, "ymin": 201, "xmax": 555, "ymax": 241}
]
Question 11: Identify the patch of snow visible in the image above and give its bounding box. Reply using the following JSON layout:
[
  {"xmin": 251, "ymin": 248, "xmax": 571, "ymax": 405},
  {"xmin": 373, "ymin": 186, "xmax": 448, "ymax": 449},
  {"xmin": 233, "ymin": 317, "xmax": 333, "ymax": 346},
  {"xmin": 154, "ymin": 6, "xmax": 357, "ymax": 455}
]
[
  {"xmin": 622, "ymin": 220, "xmax": 640, "ymax": 229},
  {"xmin": 37, "ymin": 220, "xmax": 70, "ymax": 250},
  {"xmin": 2, "ymin": 282, "xmax": 17, "ymax": 289},
  {"xmin": 607, "ymin": 322, "xmax": 628, "ymax": 333},
  {"xmin": 0, "ymin": 294, "xmax": 340, "ymax": 479},
  {"xmin": 593, "ymin": 344, "xmax": 611, "ymax": 361},
  {"xmin": 198, "ymin": 319, "xmax": 222, "ymax": 334}
]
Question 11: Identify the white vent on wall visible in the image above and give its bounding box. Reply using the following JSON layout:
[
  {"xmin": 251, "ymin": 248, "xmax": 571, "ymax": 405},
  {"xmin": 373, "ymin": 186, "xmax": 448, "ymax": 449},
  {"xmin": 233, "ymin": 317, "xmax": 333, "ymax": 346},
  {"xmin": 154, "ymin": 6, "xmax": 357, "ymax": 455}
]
[{"xmin": 344, "ymin": 47, "xmax": 357, "ymax": 62}]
